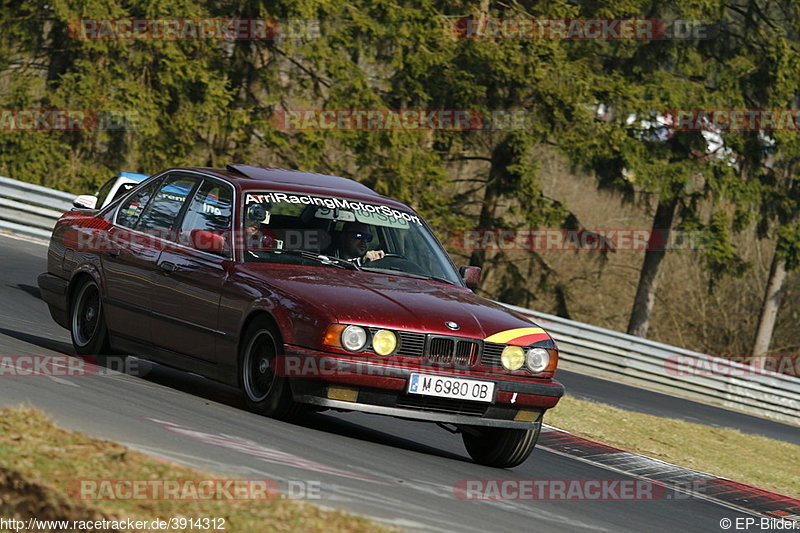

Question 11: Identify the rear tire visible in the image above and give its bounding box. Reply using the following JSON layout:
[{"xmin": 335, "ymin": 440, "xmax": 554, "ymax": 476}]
[
  {"xmin": 70, "ymin": 278, "xmax": 110, "ymax": 356},
  {"xmin": 238, "ymin": 317, "xmax": 302, "ymax": 420},
  {"xmin": 462, "ymin": 424, "xmax": 541, "ymax": 468}
]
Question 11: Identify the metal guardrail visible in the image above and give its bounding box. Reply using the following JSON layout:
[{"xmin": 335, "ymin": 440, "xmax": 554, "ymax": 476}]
[
  {"xmin": 0, "ymin": 175, "xmax": 74, "ymax": 241},
  {"xmin": 499, "ymin": 302, "xmax": 800, "ymax": 426},
  {"xmin": 1, "ymin": 175, "xmax": 797, "ymax": 425}
]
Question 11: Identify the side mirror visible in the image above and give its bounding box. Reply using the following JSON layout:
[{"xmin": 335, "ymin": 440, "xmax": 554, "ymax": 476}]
[
  {"xmin": 73, "ymin": 195, "xmax": 98, "ymax": 209},
  {"xmin": 191, "ymin": 230, "xmax": 226, "ymax": 253},
  {"xmin": 460, "ymin": 265, "xmax": 481, "ymax": 290}
]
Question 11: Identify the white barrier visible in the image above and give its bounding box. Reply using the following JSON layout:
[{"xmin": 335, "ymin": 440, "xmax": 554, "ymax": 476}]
[
  {"xmin": 499, "ymin": 302, "xmax": 800, "ymax": 426},
  {"xmin": 0, "ymin": 175, "xmax": 74, "ymax": 240}
]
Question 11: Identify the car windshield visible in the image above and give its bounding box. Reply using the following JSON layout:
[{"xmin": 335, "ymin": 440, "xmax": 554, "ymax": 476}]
[{"xmin": 241, "ymin": 190, "xmax": 462, "ymax": 285}]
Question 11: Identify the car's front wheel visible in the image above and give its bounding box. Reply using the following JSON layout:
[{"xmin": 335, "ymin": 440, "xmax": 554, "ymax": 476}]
[
  {"xmin": 461, "ymin": 425, "xmax": 541, "ymax": 468},
  {"xmin": 239, "ymin": 317, "xmax": 302, "ymax": 420},
  {"xmin": 70, "ymin": 278, "xmax": 110, "ymax": 355}
]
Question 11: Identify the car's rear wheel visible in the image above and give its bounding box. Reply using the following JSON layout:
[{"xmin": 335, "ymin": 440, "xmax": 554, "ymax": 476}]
[
  {"xmin": 70, "ymin": 278, "xmax": 110, "ymax": 356},
  {"xmin": 239, "ymin": 317, "xmax": 302, "ymax": 420},
  {"xmin": 461, "ymin": 425, "xmax": 541, "ymax": 468}
]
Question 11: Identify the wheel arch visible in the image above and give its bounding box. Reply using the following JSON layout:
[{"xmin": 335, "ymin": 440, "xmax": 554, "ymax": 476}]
[
  {"xmin": 67, "ymin": 269, "xmax": 101, "ymax": 307},
  {"xmin": 236, "ymin": 308, "xmax": 303, "ymax": 419},
  {"xmin": 66, "ymin": 268, "xmax": 110, "ymax": 355},
  {"xmin": 239, "ymin": 309, "xmax": 285, "ymax": 349}
]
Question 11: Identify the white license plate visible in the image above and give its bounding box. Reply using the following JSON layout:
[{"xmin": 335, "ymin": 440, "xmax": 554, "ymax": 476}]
[{"xmin": 407, "ymin": 374, "xmax": 494, "ymax": 403}]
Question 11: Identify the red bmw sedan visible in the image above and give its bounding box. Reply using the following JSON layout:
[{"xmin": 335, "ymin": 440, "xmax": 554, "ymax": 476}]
[{"xmin": 38, "ymin": 164, "xmax": 564, "ymax": 468}]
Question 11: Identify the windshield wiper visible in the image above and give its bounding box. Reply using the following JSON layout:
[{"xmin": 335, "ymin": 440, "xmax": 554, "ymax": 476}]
[
  {"xmin": 360, "ymin": 266, "xmax": 457, "ymax": 285},
  {"xmin": 422, "ymin": 274, "xmax": 458, "ymax": 286},
  {"xmin": 270, "ymin": 249, "xmax": 360, "ymax": 270}
]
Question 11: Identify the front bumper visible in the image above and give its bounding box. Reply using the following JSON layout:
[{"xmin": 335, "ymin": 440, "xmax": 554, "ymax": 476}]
[
  {"xmin": 297, "ymin": 395, "xmax": 544, "ymax": 429},
  {"xmin": 285, "ymin": 346, "xmax": 564, "ymax": 429}
]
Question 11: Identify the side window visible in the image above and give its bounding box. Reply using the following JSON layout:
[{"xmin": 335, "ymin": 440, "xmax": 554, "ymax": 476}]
[
  {"xmin": 109, "ymin": 182, "xmax": 138, "ymax": 205},
  {"xmin": 136, "ymin": 175, "xmax": 198, "ymax": 232},
  {"xmin": 180, "ymin": 179, "xmax": 233, "ymax": 257},
  {"xmin": 180, "ymin": 180, "xmax": 233, "ymax": 233},
  {"xmin": 116, "ymin": 180, "xmax": 160, "ymax": 229}
]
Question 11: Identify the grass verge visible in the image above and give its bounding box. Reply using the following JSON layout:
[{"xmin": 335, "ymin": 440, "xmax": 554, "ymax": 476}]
[
  {"xmin": 0, "ymin": 406, "xmax": 393, "ymax": 533},
  {"xmin": 546, "ymin": 395, "xmax": 799, "ymax": 497}
]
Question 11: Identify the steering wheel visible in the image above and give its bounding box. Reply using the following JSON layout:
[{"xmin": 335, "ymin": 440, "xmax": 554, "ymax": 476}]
[
  {"xmin": 369, "ymin": 253, "xmax": 427, "ymax": 275},
  {"xmin": 377, "ymin": 253, "xmax": 409, "ymax": 261}
]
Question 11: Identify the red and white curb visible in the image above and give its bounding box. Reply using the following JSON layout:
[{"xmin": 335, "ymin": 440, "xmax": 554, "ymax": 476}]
[{"xmin": 540, "ymin": 425, "xmax": 800, "ymax": 521}]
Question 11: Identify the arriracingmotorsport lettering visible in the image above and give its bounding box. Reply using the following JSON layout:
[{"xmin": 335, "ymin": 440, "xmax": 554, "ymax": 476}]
[{"xmin": 245, "ymin": 192, "xmax": 422, "ymax": 225}]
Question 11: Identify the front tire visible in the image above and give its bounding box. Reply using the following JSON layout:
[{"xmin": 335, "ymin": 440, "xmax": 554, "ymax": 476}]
[
  {"xmin": 70, "ymin": 278, "xmax": 110, "ymax": 356},
  {"xmin": 462, "ymin": 424, "xmax": 541, "ymax": 468},
  {"xmin": 238, "ymin": 317, "xmax": 302, "ymax": 420}
]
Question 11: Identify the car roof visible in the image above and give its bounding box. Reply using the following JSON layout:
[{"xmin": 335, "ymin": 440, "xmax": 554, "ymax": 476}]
[
  {"xmin": 227, "ymin": 164, "xmax": 377, "ymax": 194},
  {"xmin": 172, "ymin": 164, "xmax": 410, "ymax": 209}
]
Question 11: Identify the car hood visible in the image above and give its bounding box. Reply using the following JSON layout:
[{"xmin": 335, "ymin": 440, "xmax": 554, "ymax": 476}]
[{"xmin": 237, "ymin": 264, "xmax": 551, "ymax": 342}]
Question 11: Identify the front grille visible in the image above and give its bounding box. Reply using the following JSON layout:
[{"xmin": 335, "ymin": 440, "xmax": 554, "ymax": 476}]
[
  {"xmin": 396, "ymin": 394, "xmax": 488, "ymax": 416},
  {"xmin": 396, "ymin": 331, "xmax": 426, "ymax": 356},
  {"xmin": 454, "ymin": 339, "xmax": 479, "ymax": 366},
  {"xmin": 427, "ymin": 337, "xmax": 455, "ymax": 364},
  {"xmin": 482, "ymin": 342, "xmax": 505, "ymax": 367},
  {"xmin": 372, "ymin": 330, "xmax": 484, "ymax": 368},
  {"xmin": 423, "ymin": 335, "xmax": 480, "ymax": 367}
]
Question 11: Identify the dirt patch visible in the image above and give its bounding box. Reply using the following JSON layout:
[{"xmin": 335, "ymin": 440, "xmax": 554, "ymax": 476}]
[{"xmin": 0, "ymin": 467, "xmax": 119, "ymax": 528}]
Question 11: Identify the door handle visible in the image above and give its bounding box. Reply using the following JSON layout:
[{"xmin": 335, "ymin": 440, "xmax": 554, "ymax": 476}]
[
  {"xmin": 159, "ymin": 261, "xmax": 178, "ymax": 273},
  {"xmin": 106, "ymin": 249, "xmax": 120, "ymax": 258}
]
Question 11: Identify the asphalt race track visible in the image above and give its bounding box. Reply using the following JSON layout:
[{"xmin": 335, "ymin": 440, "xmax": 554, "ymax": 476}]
[{"xmin": 0, "ymin": 233, "xmax": 780, "ymax": 532}]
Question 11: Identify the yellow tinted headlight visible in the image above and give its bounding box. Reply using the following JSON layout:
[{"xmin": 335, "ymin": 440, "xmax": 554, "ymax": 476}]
[
  {"xmin": 372, "ymin": 329, "xmax": 397, "ymax": 356},
  {"xmin": 501, "ymin": 345, "xmax": 525, "ymax": 370}
]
